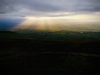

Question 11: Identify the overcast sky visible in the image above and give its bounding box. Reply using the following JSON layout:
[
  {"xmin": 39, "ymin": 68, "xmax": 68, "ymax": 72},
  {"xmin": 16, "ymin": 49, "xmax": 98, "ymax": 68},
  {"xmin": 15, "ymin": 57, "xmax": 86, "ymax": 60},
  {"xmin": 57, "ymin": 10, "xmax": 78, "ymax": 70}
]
[
  {"xmin": 0, "ymin": 0, "xmax": 100, "ymax": 31},
  {"xmin": 0, "ymin": 0, "xmax": 100, "ymax": 17}
]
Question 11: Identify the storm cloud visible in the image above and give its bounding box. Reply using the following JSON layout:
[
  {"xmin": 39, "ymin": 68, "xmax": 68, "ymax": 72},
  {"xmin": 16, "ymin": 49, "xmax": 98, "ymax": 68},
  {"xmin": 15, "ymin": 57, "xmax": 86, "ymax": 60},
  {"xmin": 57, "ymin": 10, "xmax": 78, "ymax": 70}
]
[{"xmin": 0, "ymin": 0, "xmax": 100, "ymax": 17}]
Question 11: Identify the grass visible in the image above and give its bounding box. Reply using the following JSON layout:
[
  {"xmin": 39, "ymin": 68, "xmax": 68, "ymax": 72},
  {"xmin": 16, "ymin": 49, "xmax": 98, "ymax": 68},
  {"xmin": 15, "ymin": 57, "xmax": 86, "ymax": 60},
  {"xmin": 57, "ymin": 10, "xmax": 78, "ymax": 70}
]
[{"xmin": 0, "ymin": 31, "xmax": 100, "ymax": 75}]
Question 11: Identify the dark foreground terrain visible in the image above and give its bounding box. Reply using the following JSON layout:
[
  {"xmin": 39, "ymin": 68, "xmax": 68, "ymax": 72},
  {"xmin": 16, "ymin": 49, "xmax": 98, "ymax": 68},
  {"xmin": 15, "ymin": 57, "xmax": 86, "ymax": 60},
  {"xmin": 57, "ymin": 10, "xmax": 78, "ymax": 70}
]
[{"xmin": 0, "ymin": 31, "xmax": 100, "ymax": 75}]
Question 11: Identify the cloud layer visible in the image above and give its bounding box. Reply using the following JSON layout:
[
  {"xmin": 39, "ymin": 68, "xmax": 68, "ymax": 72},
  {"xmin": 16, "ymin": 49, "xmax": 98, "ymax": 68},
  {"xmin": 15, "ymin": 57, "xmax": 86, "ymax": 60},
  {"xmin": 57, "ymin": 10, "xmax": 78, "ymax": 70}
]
[{"xmin": 0, "ymin": 0, "xmax": 100, "ymax": 17}]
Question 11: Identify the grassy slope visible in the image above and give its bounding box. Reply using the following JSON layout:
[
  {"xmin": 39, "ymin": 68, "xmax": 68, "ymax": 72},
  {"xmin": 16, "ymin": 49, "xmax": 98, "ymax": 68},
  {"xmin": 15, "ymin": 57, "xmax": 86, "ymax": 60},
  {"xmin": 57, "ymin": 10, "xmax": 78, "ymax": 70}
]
[{"xmin": 0, "ymin": 31, "xmax": 100, "ymax": 75}]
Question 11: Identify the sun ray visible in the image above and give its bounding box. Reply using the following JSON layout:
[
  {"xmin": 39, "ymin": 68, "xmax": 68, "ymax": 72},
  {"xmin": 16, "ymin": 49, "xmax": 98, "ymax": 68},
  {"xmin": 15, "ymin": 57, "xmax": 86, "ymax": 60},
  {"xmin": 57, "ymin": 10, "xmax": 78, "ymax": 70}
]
[
  {"xmin": 11, "ymin": 15, "xmax": 100, "ymax": 32},
  {"xmin": 46, "ymin": 19, "xmax": 56, "ymax": 31},
  {"xmin": 36, "ymin": 19, "xmax": 46, "ymax": 30}
]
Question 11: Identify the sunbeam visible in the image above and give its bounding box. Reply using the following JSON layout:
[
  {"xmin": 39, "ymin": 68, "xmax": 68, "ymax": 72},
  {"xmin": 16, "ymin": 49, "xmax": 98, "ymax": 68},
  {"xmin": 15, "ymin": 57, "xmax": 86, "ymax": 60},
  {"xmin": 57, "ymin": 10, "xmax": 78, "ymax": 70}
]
[{"xmin": 12, "ymin": 15, "xmax": 100, "ymax": 32}]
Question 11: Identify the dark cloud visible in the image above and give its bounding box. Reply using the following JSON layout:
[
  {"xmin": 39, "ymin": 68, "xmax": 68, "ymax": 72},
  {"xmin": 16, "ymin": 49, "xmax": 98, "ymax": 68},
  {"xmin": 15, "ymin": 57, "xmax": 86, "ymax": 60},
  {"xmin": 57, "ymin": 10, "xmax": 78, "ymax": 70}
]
[{"xmin": 0, "ymin": 0, "xmax": 100, "ymax": 16}]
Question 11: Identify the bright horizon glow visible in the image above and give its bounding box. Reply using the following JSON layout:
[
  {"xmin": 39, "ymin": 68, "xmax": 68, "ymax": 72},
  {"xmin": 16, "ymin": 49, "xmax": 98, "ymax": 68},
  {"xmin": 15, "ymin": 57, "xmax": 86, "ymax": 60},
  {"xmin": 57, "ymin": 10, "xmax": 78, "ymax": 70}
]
[
  {"xmin": 12, "ymin": 14, "xmax": 100, "ymax": 31},
  {"xmin": 25, "ymin": 14, "xmax": 100, "ymax": 20}
]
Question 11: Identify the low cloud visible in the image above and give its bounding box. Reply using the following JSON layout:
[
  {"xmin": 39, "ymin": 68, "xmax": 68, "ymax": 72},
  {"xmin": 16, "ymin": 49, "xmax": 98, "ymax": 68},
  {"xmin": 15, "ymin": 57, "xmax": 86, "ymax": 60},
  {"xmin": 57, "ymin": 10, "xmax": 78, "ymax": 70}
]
[{"xmin": 0, "ymin": 0, "xmax": 100, "ymax": 17}]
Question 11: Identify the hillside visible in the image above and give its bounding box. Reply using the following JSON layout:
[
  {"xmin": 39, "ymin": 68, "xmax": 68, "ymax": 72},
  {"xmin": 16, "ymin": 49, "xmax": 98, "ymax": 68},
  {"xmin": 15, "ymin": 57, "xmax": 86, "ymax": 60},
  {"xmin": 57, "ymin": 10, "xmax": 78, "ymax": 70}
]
[
  {"xmin": 0, "ymin": 31, "xmax": 33, "ymax": 39},
  {"xmin": 0, "ymin": 31, "xmax": 100, "ymax": 75}
]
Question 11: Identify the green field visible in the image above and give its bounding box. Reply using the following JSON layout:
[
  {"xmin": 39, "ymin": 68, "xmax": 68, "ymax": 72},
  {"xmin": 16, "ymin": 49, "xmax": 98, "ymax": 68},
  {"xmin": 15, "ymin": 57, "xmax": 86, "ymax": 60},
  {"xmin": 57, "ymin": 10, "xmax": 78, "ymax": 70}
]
[{"xmin": 0, "ymin": 31, "xmax": 100, "ymax": 75}]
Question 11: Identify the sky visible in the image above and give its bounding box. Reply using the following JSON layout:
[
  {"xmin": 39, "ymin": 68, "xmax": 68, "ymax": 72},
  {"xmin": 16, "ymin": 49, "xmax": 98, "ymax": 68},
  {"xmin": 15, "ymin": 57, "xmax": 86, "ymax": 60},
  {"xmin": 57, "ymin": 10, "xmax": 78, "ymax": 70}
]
[{"xmin": 0, "ymin": 0, "xmax": 100, "ymax": 31}]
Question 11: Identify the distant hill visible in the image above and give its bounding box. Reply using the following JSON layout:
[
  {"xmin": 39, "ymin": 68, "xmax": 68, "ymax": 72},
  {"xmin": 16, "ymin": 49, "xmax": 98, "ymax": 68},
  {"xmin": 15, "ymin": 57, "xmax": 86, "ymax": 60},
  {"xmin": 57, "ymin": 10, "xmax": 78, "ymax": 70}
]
[{"xmin": 0, "ymin": 31, "xmax": 32, "ymax": 39}]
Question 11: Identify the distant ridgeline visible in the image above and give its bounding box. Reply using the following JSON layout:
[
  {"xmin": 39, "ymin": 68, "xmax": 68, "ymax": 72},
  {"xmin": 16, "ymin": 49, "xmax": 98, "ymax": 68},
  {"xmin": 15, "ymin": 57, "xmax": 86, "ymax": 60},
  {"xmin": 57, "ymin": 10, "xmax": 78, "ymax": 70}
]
[{"xmin": 0, "ymin": 31, "xmax": 31, "ymax": 39}]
